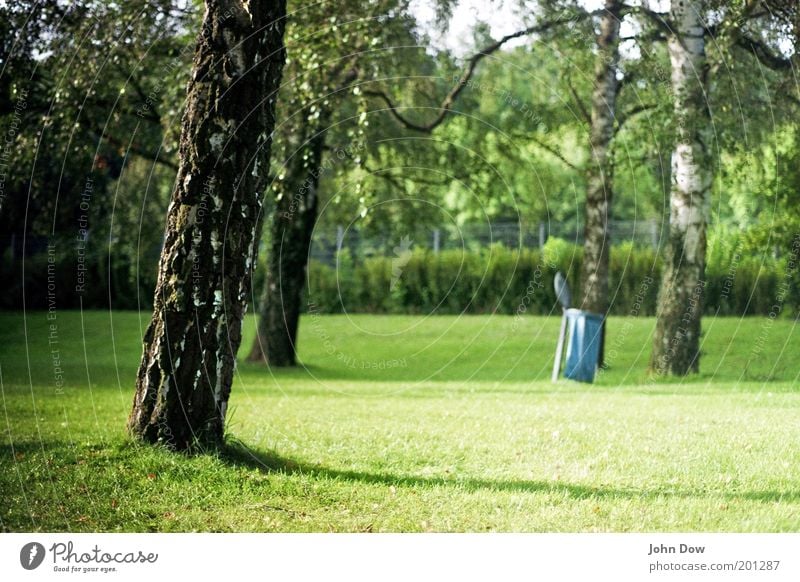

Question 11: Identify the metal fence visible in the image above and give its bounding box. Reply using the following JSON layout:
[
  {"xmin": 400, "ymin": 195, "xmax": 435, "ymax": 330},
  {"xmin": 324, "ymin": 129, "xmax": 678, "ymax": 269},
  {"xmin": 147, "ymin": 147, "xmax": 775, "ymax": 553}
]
[
  {"xmin": 2, "ymin": 218, "xmax": 663, "ymax": 266},
  {"xmin": 309, "ymin": 219, "xmax": 662, "ymax": 264}
]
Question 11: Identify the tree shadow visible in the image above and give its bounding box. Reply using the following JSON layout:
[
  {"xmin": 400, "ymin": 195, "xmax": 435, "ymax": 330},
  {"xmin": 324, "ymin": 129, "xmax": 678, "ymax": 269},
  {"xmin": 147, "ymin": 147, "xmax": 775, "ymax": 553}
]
[
  {"xmin": 221, "ymin": 440, "xmax": 800, "ymax": 504},
  {"xmin": 3, "ymin": 440, "xmax": 798, "ymax": 506}
]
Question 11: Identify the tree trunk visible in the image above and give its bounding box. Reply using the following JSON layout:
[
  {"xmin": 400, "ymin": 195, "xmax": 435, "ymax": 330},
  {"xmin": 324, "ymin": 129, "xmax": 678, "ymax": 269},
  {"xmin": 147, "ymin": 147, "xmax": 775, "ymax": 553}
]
[
  {"xmin": 580, "ymin": 0, "xmax": 621, "ymax": 366},
  {"xmin": 650, "ymin": 0, "xmax": 711, "ymax": 376},
  {"xmin": 248, "ymin": 114, "xmax": 327, "ymax": 366},
  {"xmin": 128, "ymin": 0, "xmax": 287, "ymax": 451}
]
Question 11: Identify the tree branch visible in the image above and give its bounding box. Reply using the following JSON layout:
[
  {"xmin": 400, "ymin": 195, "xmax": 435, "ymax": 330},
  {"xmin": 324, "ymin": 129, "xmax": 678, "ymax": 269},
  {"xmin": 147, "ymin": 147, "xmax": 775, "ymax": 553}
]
[
  {"xmin": 364, "ymin": 165, "xmax": 406, "ymax": 192},
  {"xmin": 364, "ymin": 164, "xmax": 467, "ymax": 189},
  {"xmin": 364, "ymin": 11, "xmax": 601, "ymax": 133},
  {"xmin": 511, "ymin": 131, "xmax": 581, "ymax": 171},
  {"xmin": 566, "ymin": 77, "xmax": 591, "ymax": 125},
  {"xmin": 615, "ymin": 102, "xmax": 656, "ymax": 131},
  {"xmin": 98, "ymin": 130, "xmax": 178, "ymax": 172},
  {"xmin": 736, "ymin": 33, "xmax": 794, "ymax": 70},
  {"xmin": 631, "ymin": 5, "xmax": 673, "ymax": 38}
]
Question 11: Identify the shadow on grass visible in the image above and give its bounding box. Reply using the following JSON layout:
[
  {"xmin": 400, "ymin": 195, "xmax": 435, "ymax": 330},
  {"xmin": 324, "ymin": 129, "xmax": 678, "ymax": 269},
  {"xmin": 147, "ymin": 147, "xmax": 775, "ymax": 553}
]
[
  {"xmin": 2, "ymin": 440, "xmax": 797, "ymax": 506},
  {"xmin": 221, "ymin": 440, "xmax": 800, "ymax": 504}
]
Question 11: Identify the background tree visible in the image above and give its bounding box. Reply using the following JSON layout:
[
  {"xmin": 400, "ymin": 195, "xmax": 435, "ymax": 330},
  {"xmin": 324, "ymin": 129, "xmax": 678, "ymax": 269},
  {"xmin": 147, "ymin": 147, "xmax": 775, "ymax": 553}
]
[
  {"xmin": 248, "ymin": 0, "xmax": 420, "ymax": 366},
  {"xmin": 650, "ymin": 0, "xmax": 711, "ymax": 376},
  {"xmin": 579, "ymin": 0, "xmax": 621, "ymax": 364}
]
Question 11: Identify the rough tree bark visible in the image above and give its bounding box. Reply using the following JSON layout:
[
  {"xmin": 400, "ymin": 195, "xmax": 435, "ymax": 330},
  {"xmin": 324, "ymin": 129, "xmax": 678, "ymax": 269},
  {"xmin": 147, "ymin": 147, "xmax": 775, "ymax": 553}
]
[
  {"xmin": 580, "ymin": 0, "xmax": 622, "ymax": 366},
  {"xmin": 650, "ymin": 0, "xmax": 711, "ymax": 376},
  {"xmin": 248, "ymin": 111, "xmax": 328, "ymax": 366},
  {"xmin": 128, "ymin": 0, "xmax": 287, "ymax": 450}
]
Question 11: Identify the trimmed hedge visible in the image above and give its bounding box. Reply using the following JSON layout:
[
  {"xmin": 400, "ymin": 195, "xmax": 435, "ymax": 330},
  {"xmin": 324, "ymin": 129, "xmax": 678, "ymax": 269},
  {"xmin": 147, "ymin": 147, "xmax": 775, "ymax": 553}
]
[{"xmin": 306, "ymin": 239, "xmax": 799, "ymax": 317}]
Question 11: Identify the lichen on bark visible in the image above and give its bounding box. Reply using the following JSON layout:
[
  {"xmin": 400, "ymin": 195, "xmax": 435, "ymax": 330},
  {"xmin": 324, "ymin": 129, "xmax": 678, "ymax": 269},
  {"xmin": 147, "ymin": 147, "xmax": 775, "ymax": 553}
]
[{"xmin": 128, "ymin": 0, "xmax": 287, "ymax": 451}]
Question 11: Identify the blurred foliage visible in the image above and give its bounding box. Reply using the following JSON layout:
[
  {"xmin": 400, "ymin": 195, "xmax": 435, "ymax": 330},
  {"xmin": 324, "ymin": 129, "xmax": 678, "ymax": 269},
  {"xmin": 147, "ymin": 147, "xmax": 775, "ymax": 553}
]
[
  {"xmin": 0, "ymin": 0, "xmax": 197, "ymax": 308},
  {"xmin": 1, "ymin": 0, "xmax": 798, "ymax": 311}
]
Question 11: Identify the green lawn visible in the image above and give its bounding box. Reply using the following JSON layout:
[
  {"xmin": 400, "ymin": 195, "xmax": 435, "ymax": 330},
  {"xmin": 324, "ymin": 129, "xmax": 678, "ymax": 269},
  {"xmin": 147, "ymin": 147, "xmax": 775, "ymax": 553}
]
[{"xmin": 1, "ymin": 310, "xmax": 799, "ymax": 532}]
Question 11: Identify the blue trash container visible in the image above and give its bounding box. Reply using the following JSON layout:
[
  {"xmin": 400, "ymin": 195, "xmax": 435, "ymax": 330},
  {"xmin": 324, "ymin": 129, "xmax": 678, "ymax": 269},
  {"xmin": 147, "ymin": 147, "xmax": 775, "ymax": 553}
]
[{"xmin": 563, "ymin": 308, "xmax": 604, "ymax": 383}]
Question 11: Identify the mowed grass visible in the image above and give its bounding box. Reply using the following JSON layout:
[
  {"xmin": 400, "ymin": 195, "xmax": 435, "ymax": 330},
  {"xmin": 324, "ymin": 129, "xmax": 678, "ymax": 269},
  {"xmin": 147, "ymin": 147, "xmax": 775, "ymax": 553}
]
[{"xmin": 1, "ymin": 310, "xmax": 799, "ymax": 532}]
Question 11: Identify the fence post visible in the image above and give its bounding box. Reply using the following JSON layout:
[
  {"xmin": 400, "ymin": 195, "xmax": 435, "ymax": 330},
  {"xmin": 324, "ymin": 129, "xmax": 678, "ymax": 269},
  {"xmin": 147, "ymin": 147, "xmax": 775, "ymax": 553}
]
[
  {"xmin": 336, "ymin": 225, "xmax": 344, "ymax": 252},
  {"xmin": 650, "ymin": 219, "xmax": 658, "ymax": 249},
  {"xmin": 433, "ymin": 229, "xmax": 440, "ymax": 254},
  {"xmin": 538, "ymin": 222, "xmax": 546, "ymax": 248}
]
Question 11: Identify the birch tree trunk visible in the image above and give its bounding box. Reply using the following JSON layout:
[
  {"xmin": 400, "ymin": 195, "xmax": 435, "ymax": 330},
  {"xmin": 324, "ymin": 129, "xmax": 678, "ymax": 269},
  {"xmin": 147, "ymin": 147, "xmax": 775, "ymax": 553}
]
[
  {"xmin": 580, "ymin": 0, "xmax": 621, "ymax": 365},
  {"xmin": 128, "ymin": 0, "xmax": 287, "ymax": 450},
  {"xmin": 650, "ymin": 0, "xmax": 711, "ymax": 376},
  {"xmin": 248, "ymin": 113, "xmax": 327, "ymax": 366}
]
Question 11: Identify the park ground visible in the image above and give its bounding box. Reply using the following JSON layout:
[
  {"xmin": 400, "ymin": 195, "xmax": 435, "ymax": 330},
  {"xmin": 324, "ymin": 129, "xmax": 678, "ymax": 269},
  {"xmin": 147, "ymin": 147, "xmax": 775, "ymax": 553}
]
[{"xmin": 0, "ymin": 310, "xmax": 799, "ymax": 532}]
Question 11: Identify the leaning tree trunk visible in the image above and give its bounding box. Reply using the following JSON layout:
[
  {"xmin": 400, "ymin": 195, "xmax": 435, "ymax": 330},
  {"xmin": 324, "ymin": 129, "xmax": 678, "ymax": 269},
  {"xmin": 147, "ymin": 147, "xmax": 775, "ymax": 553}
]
[
  {"xmin": 650, "ymin": 0, "xmax": 711, "ymax": 376},
  {"xmin": 128, "ymin": 0, "xmax": 287, "ymax": 451},
  {"xmin": 248, "ymin": 114, "xmax": 327, "ymax": 366},
  {"xmin": 580, "ymin": 0, "xmax": 621, "ymax": 366}
]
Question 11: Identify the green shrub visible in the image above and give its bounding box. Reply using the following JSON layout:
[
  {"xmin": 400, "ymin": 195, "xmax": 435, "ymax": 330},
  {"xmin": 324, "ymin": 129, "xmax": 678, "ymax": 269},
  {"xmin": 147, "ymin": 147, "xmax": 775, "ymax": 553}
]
[{"xmin": 304, "ymin": 238, "xmax": 798, "ymax": 317}]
